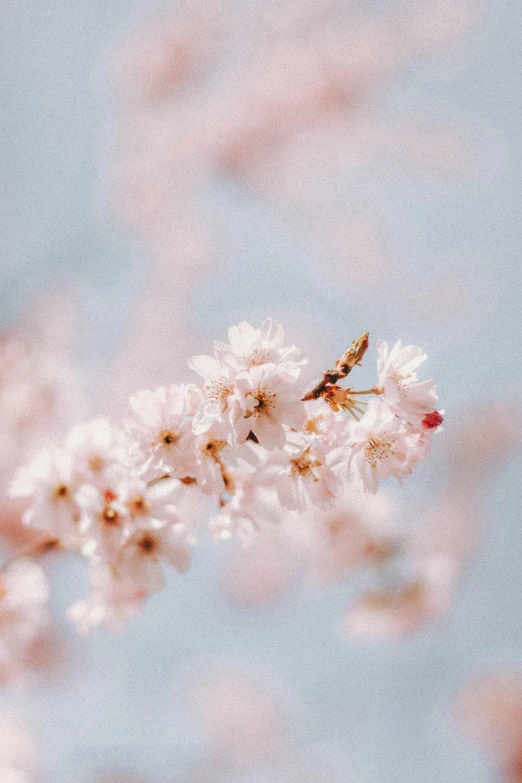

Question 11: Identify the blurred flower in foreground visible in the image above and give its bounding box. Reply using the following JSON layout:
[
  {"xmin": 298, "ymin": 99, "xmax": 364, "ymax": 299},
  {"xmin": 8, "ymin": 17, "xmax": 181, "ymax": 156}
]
[
  {"xmin": 0, "ymin": 710, "xmax": 38, "ymax": 783},
  {"xmin": 452, "ymin": 665, "xmax": 522, "ymax": 782},
  {"xmin": 190, "ymin": 670, "xmax": 289, "ymax": 769}
]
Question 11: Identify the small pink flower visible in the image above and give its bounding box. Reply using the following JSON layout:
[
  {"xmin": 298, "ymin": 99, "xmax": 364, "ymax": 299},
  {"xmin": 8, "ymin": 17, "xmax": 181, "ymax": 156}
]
[
  {"xmin": 192, "ymin": 671, "xmax": 287, "ymax": 768},
  {"xmin": 214, "ymin": 318, "xmax": 304, "ymax": 374},
  {"xmin": 76, "ymin": 482, "xmax": 131, "ymax": 561},
  {"xmin": 10, "ymin": 446, "xmax": 81, "ymax": 542},
  {"xmin": 0, "ymin": 709, "xmax": 39, "ymax": 779},
  {"xmin": 191, "ymin": 432, "xmax": 230, "ymax": 495},
  {"xmin": 232, "ymin": 363, "xmax": 305, "ymax": 449},
  {"xmin": 124, "ymin": 385, "xmax": 197, "ymax": 476},
  {"xmin": 65, "ymin": 416, "xmax": 128, "ymax": 484},
  {"xmin": 67, "ymin": 564, "xmax": 147, "ymax": 634},
  {"xmin": 261, "ymin": 442, "xmax": 340, "ymax": 512},
  {"xmin": 452, "ymin": 667, "xmax": 522, "ymax": 777},
  {"xmin": 113, "ymin": 521, "xmax": 192, "ymax": 592},
  {"xmin": 208, "ymin": 467, "xmax": 281, "ymax": 542},
  {"xmin": 342, "ymin": 556, "xmax": 457, "ymax": 639},
  {"xmin": 298, "ymin": 488, "xmax": 399, "ymax": 586},
  {"xmin": 330, "ymin": 399, "xmax": 412, "ymax": 493},
  {"xmin": 188, "ymin": 355, "xmax": 235, "ymax": 435},
  {"xmin": 377, "ymin": 340, "xmax": 438, "ymax": 426}
]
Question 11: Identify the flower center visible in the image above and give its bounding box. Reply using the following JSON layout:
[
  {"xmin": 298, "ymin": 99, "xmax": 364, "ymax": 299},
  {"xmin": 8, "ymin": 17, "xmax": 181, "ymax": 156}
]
[
  {"xmin": 88, "ymin": 455, "xmax": 105, "ymax": 472},
  {"xmin": 129, "ymin": 496, "xmax": 149, "ymax": 516},
  {"xmin": 364, "ymin": 437, "xmax": 395, "ymax": 468},
  {"xmin": 159, "ymin": 430, "xmax": 179, "ymax": 448},
  {"xmin": 290, "ymin": 450, "xmax": 321, "ymax": 481},
  {"xmin": 54, "ymin": 484, "xmax": 69, "ymax": 500},
  {"xmin": 205, "ymin": 378, "xmax": 231, "ymax": 406},
  {"xmin": 252, "ymin": 388, "xmax": 275, "ymax": 414},
  {"xmin": 202, "ymin": 439, "xmax": 227, "ymax": 457},
  {"xmin": 243, "ymin": 347, "xmax": 271, "ymax": 367},
  {"xmin": 102, "ymin": 506, "xmax": 119, "ymax": 525},
  {"xmin": 137, "ymin": 533, "xmax": 156, "ymax": 554}
]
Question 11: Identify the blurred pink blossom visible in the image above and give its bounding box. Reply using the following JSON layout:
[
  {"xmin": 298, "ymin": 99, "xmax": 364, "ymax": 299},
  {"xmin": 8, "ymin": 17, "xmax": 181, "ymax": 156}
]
[
  {"xmin": 191, "ymin": 670, "xmax": 289, "ymax": 769},
  {"xmin": 0, "ymin": 710, "xmax": 39, "ymax": 783},
  {"xmin": 452, "ymin": 666, "xmax": 522, "ymax": 781}
]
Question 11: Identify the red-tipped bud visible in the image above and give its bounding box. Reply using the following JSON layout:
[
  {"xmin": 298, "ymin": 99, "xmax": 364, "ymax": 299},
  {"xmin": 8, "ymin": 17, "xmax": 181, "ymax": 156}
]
[{"xmin": 422, "ymin": 411, "xmax": 443, "ymax": 430}]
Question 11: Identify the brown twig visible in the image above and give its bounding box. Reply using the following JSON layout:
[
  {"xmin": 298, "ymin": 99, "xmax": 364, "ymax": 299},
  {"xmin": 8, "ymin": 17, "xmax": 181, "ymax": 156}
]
[{"xmin": 302, "ymin": 332, "xmax": 370, "ymax": 401}]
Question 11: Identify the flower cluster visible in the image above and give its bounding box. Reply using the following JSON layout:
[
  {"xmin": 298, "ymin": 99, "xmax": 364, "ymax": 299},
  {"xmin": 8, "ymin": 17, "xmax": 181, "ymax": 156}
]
[{"xmin": 10, "ymin": 320, "xmax": 442, "ymax": 632}]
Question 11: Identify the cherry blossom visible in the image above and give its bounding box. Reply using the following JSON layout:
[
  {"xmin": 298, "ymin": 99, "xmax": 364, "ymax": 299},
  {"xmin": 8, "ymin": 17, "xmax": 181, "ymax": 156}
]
[
  {"xmin": 125, "ymin": 385, "xmax": 199, "ymax": 475},
  {"xmin": 76, "ymin": 482, "xmax": 132, "ymax": 560},
  {"xmin": 214, "ymin": 318, "xmax": 304, "ymax": 373},
  {"xmin": 452, "ymin": 666, "xmax": 522, "ymax": 780},
  {"xmin": 0, "ymin": 710, "xmax": 39, "ymax": 783},
  {"xmin": 10, "ymin": 320, "xmax": 441, "ymax": 633},
  {"xmin": 232, "ymin": 363, "xmax": 305, "ymax": 449},
  {"xmin": 342, "ymin": 556, "xmax": 458, "ymax": 639},
  {"xmin": 10, "ymin": 446, "xmax": 81, "ymax": 543},
  {"xmin": 188, "ymin": 355, "xmax": 235, "ymax": 435},
  {"xmin": 191, "ymin": 671, "xmax": 288, "ymax": 768},
  {"xmin": 298, "ymin": 489, "xmax": 400, "ymax": 586},
  {"xmin": 67, "ymin": 563, "xmax": 147, "ymax": 635},
  {"xmin": 330, "ymin": 398, "xmax": 415, "ymax": 493},
  {"xmin": 376, "ymin": 339, "xmax": 439, "ymax": 426},
  {"xmin": 65, "ymin": 416, "xmax": 128, "ymax": 484},
  {"xmin": 112, "ymin": 521, "xmax": 192, "ymax": 591},
  {"xmin": 261, "ymin": 441, "xmax": 340, "ymax": 512}
]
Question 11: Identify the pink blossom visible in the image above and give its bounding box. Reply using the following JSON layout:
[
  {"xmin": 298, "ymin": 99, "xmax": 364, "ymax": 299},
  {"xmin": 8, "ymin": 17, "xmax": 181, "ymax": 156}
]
[
  {"xmin": 188, "ymin": 355, "xmax": 235, "ymax": 435},
  {"xmin": 190, "ymin": 431, "xmax": 231, "ymax": 495},
  {"xmin": 112, "ymin": 478, "xmax": 194, "ymax": 588},
  {"xmin": 342, "ymin": 556, "xmax": 458, "ymax": 639},
  {"xmin": 9, "ymin": 320, "xmax": 443, "ymax": 634},
  {"xmin": 208, "ymin": 467, "xmax": 281, "ymax": 542},
  {"xmin": 10, "ymin": 446, "xmax": 81, "ymax": 543},
  {"xmin": 261, "ymin": 442, "xmax": 340, "ymax": 512},
  {"xmin": 303, "ymin": 398, "xmax": 348, "ymax": 446},
  {"xmin": 232, "ymin": 363, "xmax": 305, "ymax": 449},
  {"xmin": 76, "ymin": 482, "xmax": 131, "ymax": 561},
  {"xmin": 452, "ymin": 667, "xmax": 522, "ymax": 778},
  {"xmin": 191, "ymin": 671, "xmax": 288, "ymax": 768},
  {"xmin": 422, "ymin": 410, "xmax": 444, "ymax": 429},
  {"xmin": 209, "ymin": 504, "xmax": 258, "ymax": 543},
  {"xmin": 124, "ymin": 385, "xmax": 198, "ymax": 475},
  {"xmin": 113, "ymin": 521, "xmax": 192, "ymax": 591},
  {"xmin": 298, "ymin": 489, "xmax": 399, "ymax": 586},
  {"xmin": 222, "ymin": 525, "xmax": 300, "ymax": 609},
  {"xmin": 214, "ymin": 318, "xmax": 304, "ymax": 373},
  {"xmin": 65, "ymin": 417, "xmax": 129, "ymax": 484},
  {"xmin": 67, "ymin": 564, "xmax": 147, "ymax": 634},
  {"xmin": 330, "ymin": 399, "xmax": 413, "ymax": 493},
  {"xmin": 0, "ymin": 710, "xmax": 39, "ymax": 782},
  {"xmin": 376, "ymin": 340, "xmax": 438, "ymax": 426}
]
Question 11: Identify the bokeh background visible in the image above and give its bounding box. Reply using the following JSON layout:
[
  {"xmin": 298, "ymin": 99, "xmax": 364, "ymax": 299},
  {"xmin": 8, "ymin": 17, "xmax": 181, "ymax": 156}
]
[{"xmin": 1, "ymin": 0, "xmax": 521, "ymax": 780}]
